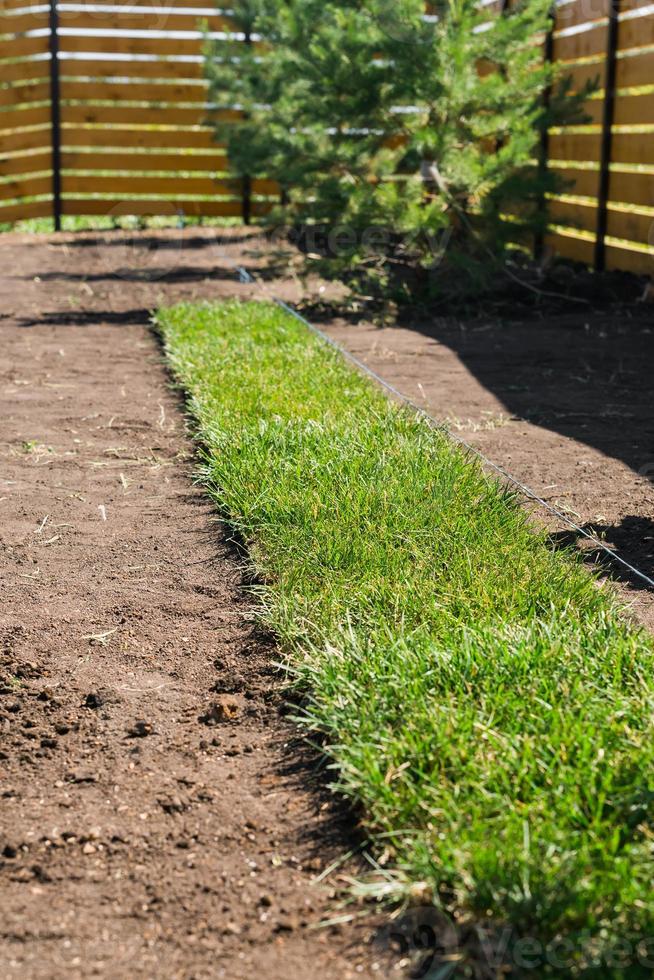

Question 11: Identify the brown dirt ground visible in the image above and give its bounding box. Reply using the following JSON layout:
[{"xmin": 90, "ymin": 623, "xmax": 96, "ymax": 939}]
[
  {"xmin": 0, "ymin": 225, "xmax": 652, "ymax": 978},
  {"xmin": 0, "ymin": 228, "xmax": 389, "ymax": 980}
]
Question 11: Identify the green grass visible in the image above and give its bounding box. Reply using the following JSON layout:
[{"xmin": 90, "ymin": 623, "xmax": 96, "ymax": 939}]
[{"xmin": 157, "ymin": 299, "xmax": 654, "ymax": 977}]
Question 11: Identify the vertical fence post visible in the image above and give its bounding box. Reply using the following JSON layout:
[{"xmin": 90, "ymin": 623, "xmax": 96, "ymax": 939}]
[
  {"xmin": 594, "ymin": 0, "xmax": 620, "ymax": 271},
  {"xmin": 534, "ymin": 8, "xmax": 555, "ymax": 261},
  {"xmin": 241, "ymin": 25, "xmax": 252, "ymax": 226},
  {"xmin": 48, "ymin": 0, "xmax": 62, "ymax": 231}
]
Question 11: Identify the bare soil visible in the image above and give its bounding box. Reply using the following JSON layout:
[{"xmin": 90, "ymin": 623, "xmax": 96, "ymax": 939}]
[
  {"xmin": 0, "ymin": 225, "xmax": 652, "ymax": 978},
  {"xmin": 0, "ymin": 228, "xmax": 386, "ymax": 980}
]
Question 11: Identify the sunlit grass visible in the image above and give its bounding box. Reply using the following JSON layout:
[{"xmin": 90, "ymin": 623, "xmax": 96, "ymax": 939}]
[{"xmin": 158, "ymin": 299, "xmax": 654, "ymax": 976}]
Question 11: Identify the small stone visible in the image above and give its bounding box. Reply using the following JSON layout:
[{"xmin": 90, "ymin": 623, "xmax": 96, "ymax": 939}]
[
  {"xmin": 82, "ymin": 842, "xmax": 96, "ymax": 855},
  {"xmin": 40, "ymin": 737, "xmax": 57, "ymax": 749},
  {"xmin": 199, "ymin": 696, "xmax": 240, "ymax": 726},
  {"xmin": 127, "ymin": 720, "xmax": 155, "ymax": 738},
  {"xmin": 66, "ymin": 769, "xmax": 98, "ymax": 784}
]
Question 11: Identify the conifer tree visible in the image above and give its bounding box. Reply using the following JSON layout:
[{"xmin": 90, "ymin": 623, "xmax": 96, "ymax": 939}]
[{"xmin": 205, "ymin": 0, "xmax": 588, "ymax": 297}]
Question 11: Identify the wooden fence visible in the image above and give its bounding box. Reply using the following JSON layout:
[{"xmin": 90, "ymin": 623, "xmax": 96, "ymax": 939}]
[{"xmin": 0, "ymin": 0, "xmax": 653, "ymax": 276}]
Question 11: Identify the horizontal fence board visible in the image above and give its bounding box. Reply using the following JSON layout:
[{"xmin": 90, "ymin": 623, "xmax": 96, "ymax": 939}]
[
  {"xmin": 613, "ymin": 92, "xmax": 654, "ymax": 126},
  {"xmin": 56, "ymin": 0, "xmax": 234, "ymax": 8},
  {"xmin": 545, "ymin": 229, "xmax": 596, "ymax": 262},
  {"xmin": 0, "ymin": 148, "xmax": 51, "ymax": 176},
  {"xmin": 0, "ymin": 172, "xmax": 51, "ymax": 200},
  {"xmin": 0, "ymin": 125, "xmax": 50, "ymax": 152},
  {"xmin": 607, "ymin": 205, "xmax": 654, "ymax": 242},
  {"xmin": 606, "ymin": 242, "xmax": 654, "ymax": 276},
  {"xmin": 549, "ymin": 131, "xmax": 602, "ymax": 161},
  {"xmin": 561, "ymin": 59, "xmax": 606, "ymax": 92},
  {"xmin": 552, "ymin": 197, "xmax": 654, "ymax": 244},
  {"xmin": 61, "ymin": 173, "xmax": 278, "ymax": 196},
  {"xmin": 0, "ymin": 10, "xmax": 50, "ymax": 34},
  {"xmin": 62, "ymin": 173, "xmax": 243, "ymax": 196},
  {"xmin": 554, "ymin": 0, "xmax": 610, "ymax": 31},
  {"xmin": 605, "ymin": 240, "xmax": 654, "ymax": 274},
  {"xmin": 551, "ymin": 197, "xmax": 597, "ymax": 232},
  {"xmin": 616, "ymin": 48, "xmax": 654, "ymax": 87},
  {"xmin": 61, "ymin": 125, "xmax": 218, "ymax": 149},
  {"xmin": 0, "ymin": 56, "xmax": 50, "ymax": 83},
  {"xmin": 619, "ymin": 10, "xmax": 654, "ymax": 51},
  {"xmin": 549, "ymin": 166, "xmax": 601, "ymax": 197},
  {"xmin": 0, "ymin": 80, "xmax": 51, "ymax": 108},
  {"xmin": 60, "ymin": 105, "xmax": 232, "ymax": 127},
  {"xmin": 60, "ymin": 197, "xmax": 248, "ymax": 218},
  {"xmin": 0, "ymin": 35, "xmax": 49, "ymax": 58},
  {"xmin": 61, "ymin": 149, "xmax": 228, "ymax": 172},
  {"xmin": 554, "ymin": 23, "xmax": 607, "ymax": 62},
  {"xmin": 55, "ymin": 10, "xmax": 232, "ymax": 32},
  {"xmin": 0, "ymin": 0, "xmax": 48, "ymax": 9},
  {"xmin": 58, "ymin": 33, "xmax": 225, "ymax": 58},
  {"xmin": 608, "ymin": 169, "xmax": 654, "ymax": 207},
  {"xmin": 60, "ymin": 79, "xmax": 211, "ymax": 104},
  {"xmin": 0, "ymin": 103, "xmax": 51, "ymax": 130},
  {"xmin": 550, "ymin": 131, "xmax": 654, "ymax": 164},
  {"xmin": 0, "ymin": 197, "xmax": 52, "ymax": 223},
  {"xmin": 58, "ymin": 57, "xmax": 205, "ymax": 81}
]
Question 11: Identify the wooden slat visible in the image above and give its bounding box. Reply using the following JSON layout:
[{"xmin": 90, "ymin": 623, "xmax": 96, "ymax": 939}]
[
  {"xmin": 613, "ymin": 92, "xmax": 654, "ymax": 127},
  {"xmin": 55, "ymin": 10, "xmax": 232, "ymax": 32},
  {"xmin": 57, "ymin": 0, "xmax": 232, "ymax": 9},
  {"xmin": 0, "ymin": 148, "xmax": 51, "ymax": 176},
  {"xmin": 60, "ymin": 79, "xmax": 210, "ymax": 104},
  {"xmin": 605, "ymin": 240, "xmax": 654, "ymax": 274},
  {"xmin": 0, "ymin": 80, "xmax": 50, "ymax": 108},
  {"xmin": 545, "ymin": 230, "xmax": 596, "ymax": 262},
  {"xmin": 553, "ymin": 22, "xmax": 607, "ymax": 62},
  {"xmin": 607, "ymin": 205, "xmax": 654, "ymax": 243},
  {"xmin": 549, "ymin": 166, "xmax": 601, "ymax": 197},
  {"xmin": 0, "ymin": 197, "xmax": 51, "ymax": 223},
  {"xmin": 58, "ymin": 33, "xmax": 234, "ymax": 58},
  {"xmin": 618, "ymin": 10, "xmax": 654, "ymax": 52},
  {"xmin": 0, "ymin": 172, "xmax": 51, "ymax": 199},
  {"xmin": 60, "ymin": 197, "xmax": 248, "ymax": 218},
  {"xmin": 554, "ymin": 0, "xmax": 609, "ymax": 32},
  {"xmin": 549, "ymin": 131, "xmax": 602, "ymax": 162},
  {"xmin": 61, "ymin": 149, "xmax": 228, "ymax": 172},
  {"xmin": 0, "ymin": 56, "xmax": 50, "ymax": 83},
  {"xmin": 0, "ymin": 103, "xmax": 50, "ymax": 130},
  {"xmin": 0, "ymin": 125, "xmax": 50, "ymax": 152},
  {"xmin": 616, "ymin": 48, "xmax": 654, "ymax": 87},
  {"xmin": 608, "ymin": 170, "xmax": 654, "ymax": 208},
  {"xmin": 550, "ymin": 131, "xmax": 654, "ymax": 165},
  {"xmin": 1, "ymin": 0, "xmax": 49, "ymax": 10},
  {"xmin": 61, "ymin": 173, "xmax": 278, "ymax": 196},
  {"xmin": 559, "ymin": 60, "xmax": 606, "ymax": 93},
  {"xmin": 550, "ymin": 197, "xmax": 597, "ymax": 232},
  {"xmin": 0, "ymin": 35, "xmax": 48, "ymax": 58},
  {"xmin": 60, "ymin": 105, "xmax": 234, "ymax": 127},
  {"xmin": 552, "ymin": 197, "xmax": 654, "ymax": 244},
  {"xmin": 0, "ymin": 10, "xmax": 49, "ymax": 34},
  {"xmin": 60, "ymin": 125, "xmax": 218, "ymax": 150},
  {"xmin": 58, "ymin": 57, "xmax": 204, "ymax": 82},
  {"xmin": 62, "ymin": 173, "xmax": 243, "ymax": 196}
]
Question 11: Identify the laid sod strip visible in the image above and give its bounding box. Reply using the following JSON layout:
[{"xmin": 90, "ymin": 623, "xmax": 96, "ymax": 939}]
[{"xmin": 158, "ymin": 299, "xmax": 654, "ymax": 971}]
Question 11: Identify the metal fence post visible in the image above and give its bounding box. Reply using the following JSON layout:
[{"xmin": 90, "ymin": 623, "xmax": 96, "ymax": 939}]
[
  {"xmin": 48, "ymin": 0, "xmax": 62, "ymax": 231},
  {"xmin": 534, "ymin": 7, "xmax": 555, "ymax": 261},
  {"xmin": 242, "ymin": 24, "xmax": 252, "ymax": 225},
  {"xmin": 594, "ymin": 0, "xmax": 620, "ymax": 271}
]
